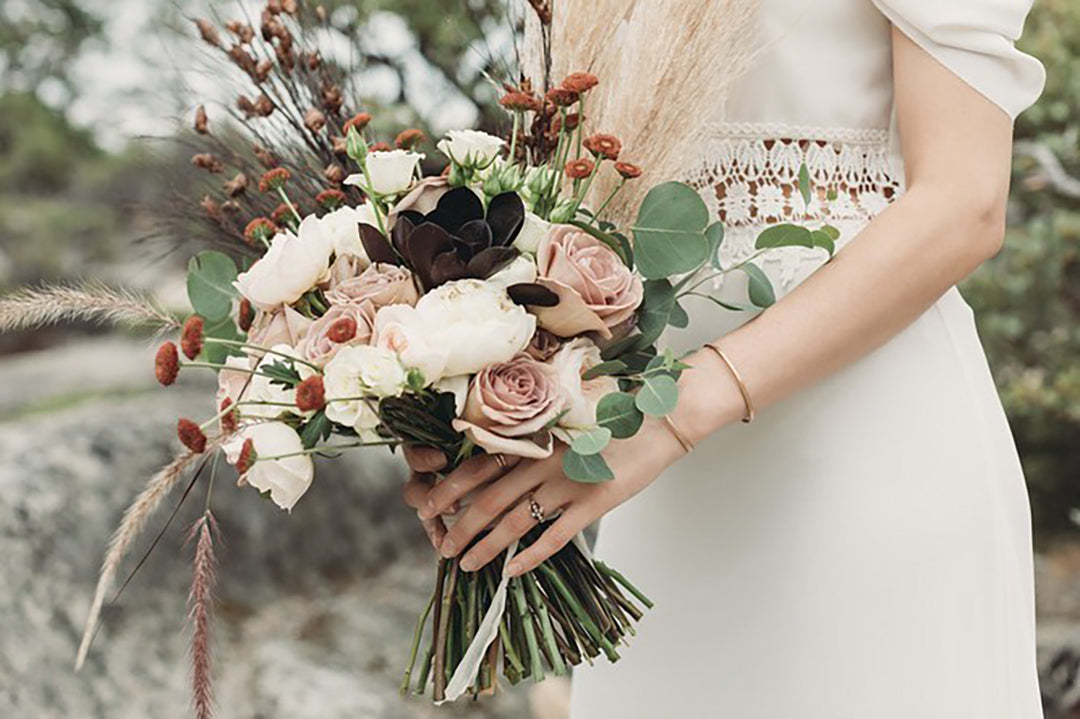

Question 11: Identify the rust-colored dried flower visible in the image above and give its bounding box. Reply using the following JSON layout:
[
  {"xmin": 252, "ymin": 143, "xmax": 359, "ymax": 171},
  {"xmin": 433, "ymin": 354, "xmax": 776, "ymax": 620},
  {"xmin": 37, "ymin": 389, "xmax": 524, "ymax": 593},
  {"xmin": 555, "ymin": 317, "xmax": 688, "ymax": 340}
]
[
  {"xmin": 546, "ymin": 88, "xmax": 580, "ymax": 107},
  {"xmin": 255, "ymin": 93, "xmax": 274, "ymax": 117},
  {"xmin": 178, "ymin": 419, "xmax": 208, "ymax": 454},
  {"xmin": 615, "ymin": 162, "xmax": 643, "ymax": 179},
  {"xmin": 324, "ymin": 164, "xmax": 346, "ymax": 184},
  {"xmin": 191, "ymin": 154, "xmax": 224, "ymax": 174},
  {"xmin": 219, "ymin": 398, "xmax": 239, "ymax": 434},
  {"xmin": 562, "ymin": 72, "xmax": 599, "ymax": 94},
  {"xmin": 343, "ymin": 113, "xmax": 372, "ymax": 133},
  {"xmin": 395, "ymin": 129, "xmax": 426, "ymax": 150},
  {"xmin": 295, "ymin": 376, "xmax": 327, "ymax": 413},
  {"xmin": 226, "ymin": 20, "xmax": 255, "ymax": 44},
  {"xmin": 258, "ymin": 167, "xmax": 291, "ymax": 192},
  {"xmin": 369, "ymin": 142, "xmax": 393, "ymax": 153},
  {"xmin": 238, "ymin": 298, "xmax": 255, "ymax": 333},
  {"xmin": 565, "ymin": 158, "xmax": 595, "ymax": 180},
  {"xmin": 584, "ymin": 133, "xmax": 622, "ymax": 161},
  {"xmin": 270, "ymin": 203, "xmax": 294, "ymax": 226},
  {"xmin": 327, "ymin": 316, "xmax": 358, "ymax": 344},
  {"xmin": 181, "ymin": 315, "xmax": 206, "ymax": 360},
  {"xmin": 275, "ymin": 42, "xmax": 295, "ymax": 73},
  {"xmin": 200, "ymin": 195, "xmax": 221, "ymax": 220},
  {"xmin": 253, "ymin": 144, "xmax": 277, "ymax": 168},
  {"xmin": 254, "ymin": 59, "xmax": 273, "ymax": 83},
  {"xmin": 316, "ymin": 189, "xmax": 347, "ymax": 211},
  {"xmin": 237, "ymin": 95, "xmax": 257, "ymax": 118},
  {"xmin": 155, "ymin": 342, "xmax": 180, "ymax": 386},
  {"xmin": 563, "ymin": 112, "xmax": 582, "ymax": 132},
  {"xmin": 499, "ymin": 91, "xmax": 540, "ymax": 113},
  {"xmin": 194, "ymin": 19, "xmax": 221, "ymax": 47},
  {"xmin": 304, "ymin": 108, "xmax": 326, "ymax": 133},
  {"xmin": 194, "ymin": 105, "xmax": 209, "ymax": 135},
  {"xmin": 221, "ymin": 200, "xmax": 241, "ymax": 215},
  {"xmin": 223, "ymin": 173, "xmax": 248, "ymax": 198},
  {"xmin": 236, "ymin": 439, "xmax": 256, "ymax": 476},
  {"xmin": 244, "ymin": 217, "xmax": 278, "ymax": 246},
  {"xmin": 321, "ymin": 85, "xmax": 342, "ymax": 111}
]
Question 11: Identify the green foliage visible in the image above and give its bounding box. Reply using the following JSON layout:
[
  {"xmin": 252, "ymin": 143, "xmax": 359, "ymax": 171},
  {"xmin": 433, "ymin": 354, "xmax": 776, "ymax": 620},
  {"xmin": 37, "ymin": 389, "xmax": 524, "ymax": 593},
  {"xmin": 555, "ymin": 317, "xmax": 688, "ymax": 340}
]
[
  {"xmin": 562, "ymin": 449, "xmax": 615, "ymax": 483},
  {"xmin": 186, "ymin": 251, "xmax": 239, "ymax": 323},
  {"xmin": 631, "ymin": 182, "xmax": 714, "ymax": 279}
]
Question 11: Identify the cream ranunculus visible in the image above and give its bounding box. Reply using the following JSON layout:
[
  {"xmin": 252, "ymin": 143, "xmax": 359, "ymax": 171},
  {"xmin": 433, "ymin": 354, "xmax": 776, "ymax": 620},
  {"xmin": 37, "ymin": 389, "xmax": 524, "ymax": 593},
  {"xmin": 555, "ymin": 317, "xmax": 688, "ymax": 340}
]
[
  {"xmin": 324, "ymin": 344, "xmax": 407, "ymax": 436},
  {"xmin": 373, "ymin": 304, "xmax": 450, "ymax": 386},
  {"xmin": 437, "ymin": 129, "xmax": 504, "ymax": 169},
  {"xmin": 313, "ymin": 204, "xmax": 377, "ymax": 262},
  {"xmin": 377, "ymin": 279, "xmax": 535, "ymax": 382},
  {"xmin": 241, "ymin": 422, "xmax": 314, "ymax": 511},
  {"xmin": 486, "ymin": 254, "xmax": 538, "ymax": 291},
  {"xmin": 512, "ymin": 211, "xmax": 551, "ymax": 254},
  {"xmin": 549, "ymin": 337, "xmax": 620, "ymax": 430},
  {"xmin": 234, "ymin": 214, "xmax": 334, "ymax": 311},
  {"xmin": 346, "ymin": 149, "xmax": 424, "ymax": 196}
]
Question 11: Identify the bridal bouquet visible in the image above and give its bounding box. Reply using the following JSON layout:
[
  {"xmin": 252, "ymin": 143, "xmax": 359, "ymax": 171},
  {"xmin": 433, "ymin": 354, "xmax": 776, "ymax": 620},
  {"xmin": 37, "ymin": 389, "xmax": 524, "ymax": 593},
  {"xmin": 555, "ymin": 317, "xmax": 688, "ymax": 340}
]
[{"xmin": 0, "ymin": 2, "xmax": 835, "ymax": 713}]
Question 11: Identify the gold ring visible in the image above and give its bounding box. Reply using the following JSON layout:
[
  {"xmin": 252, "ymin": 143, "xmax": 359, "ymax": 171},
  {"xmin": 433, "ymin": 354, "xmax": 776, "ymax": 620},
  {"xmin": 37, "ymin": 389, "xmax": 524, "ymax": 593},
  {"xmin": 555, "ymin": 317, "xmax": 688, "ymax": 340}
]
[
  {"xmin": 527, "ymin": 494, "xmax": 545, "ymax": 523},
  {"xmin": 493, "ymin": 453, "xmax": 508, "ymax": 469}
]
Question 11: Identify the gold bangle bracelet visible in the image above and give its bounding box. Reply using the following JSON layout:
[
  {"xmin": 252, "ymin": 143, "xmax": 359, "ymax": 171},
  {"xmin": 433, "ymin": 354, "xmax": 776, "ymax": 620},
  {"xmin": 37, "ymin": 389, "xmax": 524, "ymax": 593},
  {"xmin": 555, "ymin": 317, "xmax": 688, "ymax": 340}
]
[
  {"xmin": 703, "ymin": 341, "xmax": 756, "ymax": 424},
  {"xmin": 662, "ymin": 414, "xmax": 695, "ymax": 454}
]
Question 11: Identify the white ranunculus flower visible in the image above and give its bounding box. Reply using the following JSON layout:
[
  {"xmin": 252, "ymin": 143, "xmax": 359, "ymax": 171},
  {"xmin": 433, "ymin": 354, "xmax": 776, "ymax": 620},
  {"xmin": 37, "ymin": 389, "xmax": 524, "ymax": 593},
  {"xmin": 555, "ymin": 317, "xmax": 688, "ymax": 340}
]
[
  {"xmin": 512, "ymin": 211, "xmax": 551, "ymax": 254},
  {"xmin": 242, "ymin": 422, "xmax": 314, "ymax": 511},
  {"xmin": 324, "ymin": 345, "xmax": 407, "ymax": 435},
  {"xmin": 438, "ymin": 129, "xmax": 504, "ymax": 169},
  {"xmin": 234, "ymin": 215, "xmax": 334, "ymax": 310},
  {"xmin": 313, "ymin": 204, "xmax": 376, "ymax": 262},
  {"xmin": 245, "ymin": 344, "xmax": 317, "ymax": 419},
  {"xmin": 373, "ymin": 304, "xmax": 449, "ymax": 385},
  {"xmin": 487, "ymin": 254, "xmax": 538, "ymax": 291},
  {"xmin": 346, "ymin": 149, "xmax": 424, "ymax": 196},
  {"xmin": 550, "ymin": 337, "xmax": 620, "ymax": 429}
]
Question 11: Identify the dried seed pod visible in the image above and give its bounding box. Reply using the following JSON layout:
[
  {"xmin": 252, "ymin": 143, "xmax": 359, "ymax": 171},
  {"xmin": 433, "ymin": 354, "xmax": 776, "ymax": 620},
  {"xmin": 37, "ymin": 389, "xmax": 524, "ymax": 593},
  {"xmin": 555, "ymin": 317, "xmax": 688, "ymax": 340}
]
[
  {"xmin": 191, "ymin": 154, "xmax": 225, "ymax": 174},
  {"xmin": 253, "ymin": 144, "xmax": 277, "ymax": 168},
  {"xmin": 255, "ymin": 94, "xmax": 274, "ymax": 117},
  {"xmin": 528, "ymin": 0, "xmax": 552, "ymax": 25},
  {"xmin": 194, "ymin": 19, "xmax": 221, "ymax": 47},
  {"xmin": 254, "ymin": 59, "xmax": 273, "ymax": 83},
  {"xmin": 194, "ymin": 105, "xmax": 209, "ymax": 135},
  {"xmin": 266, "ymin": 0, "xmax": 283, "ymax": 15},
  {"xmin": 331, "ymin": 136, "xmax": 347, "ymax": 156},
  {"xmin": 228, "ymin": 44, "xmax": 257, "ymax": 76},
  {"xmin": 200, "ymin": 195, "xmax": 222, "ymax": 220},
  {"xmin": 321, "ymin": 85, "xmax": 343, "ymax": 112},
  {"xmin": 304, "ymin": 108, "xmax": 326, "ymax": 133},
  {"xmin": 275, "ymin": 43, "xmax": 295, "ymax": 74},
  {"xmin": 237, "ymin": 95, "xmax": 258, "ymax": 118},
  {"xmin": 323, "ymin": 164, "xmax": 346, "ymax": 184},
  {"xmin": 223, "ymin": 173, "xmax": 248, "ymax": 197},
  {"xmin": 221, "ymin": 200, "xmax": 242, "ymax": 215},
  {"xmin": 225, "ymin": 20, "xmax": 255, "ymax": 44}
]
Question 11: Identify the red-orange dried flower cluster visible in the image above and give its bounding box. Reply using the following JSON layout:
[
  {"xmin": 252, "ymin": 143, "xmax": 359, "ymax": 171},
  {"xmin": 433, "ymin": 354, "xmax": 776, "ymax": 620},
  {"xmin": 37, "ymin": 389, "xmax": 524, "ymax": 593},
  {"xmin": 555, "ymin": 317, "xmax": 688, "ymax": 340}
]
[
  {"xmin": 546, "ymin": 88, "xmax": 579, "ymax": 107},
  {"xmin": 177, "ymin": 418, "xmax": 208, "ymax": 454},
  {"xmin": 395, "ymin": 129, "xmax": 426, "ymax": 149},
  {"xmin": 219, "ymin": 397, "xmax": 239, "ymax": 434},
  {"xmin": 155, "ymin": 342, "xmax": 180, "ymax": 386},
  {"xmin": 258, "ymin": 167, "xmax": 291, "ymax": 192},
  {"xmin": 181, "ymin": 315, "xmax": 205, "ymax": 360},
  {"xmin": 295, "ymin": 376, "xmax": 327, "ymax": 413},
  {"xmin": 584, "ymin": 134, "xmax": 622, "ymax": 161},
  {"xmin": 327, "ymin": 316, "xmax": 358, "ymax": 344},
  {"xmin": 565, "ymin": 158, "xmax": 595, "ymax": 180},
  {"xmin": 236, "ymin": 438, "xmax": 256, "ymax": 476},
  {"xmin": 316, "ymin": 189, "xmax": 347, "ymax": 211},
  {"xmin": 244, "ymin": 217, "xmax": 278, "ymax": 247},
  {"xmin": 238, "ymin": 298, "xmax": 255, "ymax": 333},
  {"xmin": 343, "ymin": 113, "xmax": 372, "ymax": 133},
  {"xmin": 369, "ymin": 142, "xmax": 393, "ymax": 153},
  {"xmin": 615, "ymin": 162, "xmax": 643, "ymax": 179},
  {"xmin": 499, "ymin": 91, "xmax": 541, "ymax": 113},
  {"xmin": 561, "ymin": 72, "xmax": 599, "ymax": 94}
]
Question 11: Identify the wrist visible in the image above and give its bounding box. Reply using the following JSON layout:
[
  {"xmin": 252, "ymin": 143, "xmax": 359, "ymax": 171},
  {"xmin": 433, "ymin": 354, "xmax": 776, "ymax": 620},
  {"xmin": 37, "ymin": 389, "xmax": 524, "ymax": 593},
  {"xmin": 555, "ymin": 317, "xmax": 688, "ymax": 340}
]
[{"xmin": 671, "ymin": 346, "xmax": 747, "ymax": 445}]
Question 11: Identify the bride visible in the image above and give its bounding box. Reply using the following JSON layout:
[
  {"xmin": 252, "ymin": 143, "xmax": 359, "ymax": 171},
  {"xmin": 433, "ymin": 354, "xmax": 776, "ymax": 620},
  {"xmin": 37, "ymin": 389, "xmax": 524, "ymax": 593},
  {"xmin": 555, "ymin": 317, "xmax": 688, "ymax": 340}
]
[{"xmin": 403, "ymin": 0, "xmax": 1047, "ymax": 715}]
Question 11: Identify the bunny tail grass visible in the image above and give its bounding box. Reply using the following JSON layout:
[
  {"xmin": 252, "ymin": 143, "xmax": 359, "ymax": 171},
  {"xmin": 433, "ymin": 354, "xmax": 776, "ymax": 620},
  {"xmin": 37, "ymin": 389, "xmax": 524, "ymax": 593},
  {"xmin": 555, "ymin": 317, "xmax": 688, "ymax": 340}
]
[
  {"xmin": 0, "ymin": 281, "xmax": 180, "ymax": 335},
  {"xmin": 188, "ymin": 511, "xmax": 219, "ymax": 719}
]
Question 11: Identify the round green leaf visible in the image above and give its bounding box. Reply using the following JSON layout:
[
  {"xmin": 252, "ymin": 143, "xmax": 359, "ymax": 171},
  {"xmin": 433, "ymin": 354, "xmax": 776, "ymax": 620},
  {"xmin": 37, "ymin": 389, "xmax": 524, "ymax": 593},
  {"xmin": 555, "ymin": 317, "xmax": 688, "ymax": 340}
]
[
  {"xmin": 809, "ymin": 229, "xmax": 836, "ymax": 256},
  {"xmin": 570, "ymin": 427, "xmax": 612, "ymax": 456},
  {"xmin": 631, "ymin": 182, "xmax": 711, "ymax": 279},
  {"xmin": 739, "ymin": 263, "xmax": 776, "ymax": 308},
  {"xmin": 187, "ymin": 251, "xmax": 239, "ymax": 322},
  {"xmin": 636, "ymin": 279, "xmax": 676, "ymax": 346},
  {"xmin": 596, "ymin": 392, "xmax": 644, "ymax": 439},
  {"xmin": 635, "ymin": 375, "xmax": 679, "ymax": 417},
  {"xmin": 562, "ymin": 450, "xmax": 615, "ymax": 483},
  {"xmin": 754, "ymin": 224, "xmax": 813, "ymax": 250}
]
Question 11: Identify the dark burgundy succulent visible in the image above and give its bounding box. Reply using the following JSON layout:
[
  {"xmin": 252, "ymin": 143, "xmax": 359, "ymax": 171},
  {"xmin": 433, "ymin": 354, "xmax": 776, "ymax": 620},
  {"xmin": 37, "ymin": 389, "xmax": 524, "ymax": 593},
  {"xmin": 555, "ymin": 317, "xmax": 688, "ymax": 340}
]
[{"xmin": 358, "ymin": 187, "xmax": 528, "ymax": 291}]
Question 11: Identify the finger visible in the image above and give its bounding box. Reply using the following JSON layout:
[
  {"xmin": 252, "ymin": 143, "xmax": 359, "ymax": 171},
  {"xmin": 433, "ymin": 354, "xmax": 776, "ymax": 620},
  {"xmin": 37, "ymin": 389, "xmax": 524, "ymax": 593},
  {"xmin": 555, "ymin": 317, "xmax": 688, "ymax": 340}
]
[
  {"xmin": 419, "ymin": 515, "xmax": 447, "ymax": 550},
  {"xmin": 459, "ymin": 485, "xmax": 572, "ymax": 573},
  {"xmin": 403, "ymin": 445, "xmax": 448, "ymax": 473},
  {"xmin": 402, "ymin": 471, "xmax": 435, "ymax": 510},
  {"xmin": 418, "ymin": 453, "xmax": 521, "ymax": 520},
  {"xmin": 438, "ymin": 461, "xmax": 545, "ymax": 559},
  {"xmin": 504, "ymin": 508, "xmax": 591, "ymax": 578}
]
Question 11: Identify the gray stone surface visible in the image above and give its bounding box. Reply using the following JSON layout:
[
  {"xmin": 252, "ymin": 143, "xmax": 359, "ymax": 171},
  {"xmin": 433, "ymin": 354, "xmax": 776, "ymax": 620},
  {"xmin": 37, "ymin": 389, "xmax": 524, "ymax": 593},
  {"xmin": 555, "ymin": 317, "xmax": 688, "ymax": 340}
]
[{"xmin": 0, "ymin": 339, "xmax": 544, "ymax": 718}]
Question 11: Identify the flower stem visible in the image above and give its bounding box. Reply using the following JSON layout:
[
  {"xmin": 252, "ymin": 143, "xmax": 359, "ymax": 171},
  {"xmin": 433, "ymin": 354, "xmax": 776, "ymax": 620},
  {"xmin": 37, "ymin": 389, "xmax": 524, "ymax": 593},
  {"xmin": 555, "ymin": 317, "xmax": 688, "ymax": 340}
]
[
  {"xmin": 401, "ymin": 583, "xmax": 437, "ymax": 696},
  {"xmin": 276, "ymin": 187, "xmax": 303, "ymax": 223},
  {"xmin": 433, "ymin": 559, "xmax": 459, "ymax": 702},
  {"xmin": 254, "ymin": 440, "xmax": 395, "ymax": 462},
  {"xmin": 201, "ymin": 339, "xmax": 321, "ymax": 370},
  {"xmin": 593, "ymin": 178, "xmax": 626, "ymax": 221}
]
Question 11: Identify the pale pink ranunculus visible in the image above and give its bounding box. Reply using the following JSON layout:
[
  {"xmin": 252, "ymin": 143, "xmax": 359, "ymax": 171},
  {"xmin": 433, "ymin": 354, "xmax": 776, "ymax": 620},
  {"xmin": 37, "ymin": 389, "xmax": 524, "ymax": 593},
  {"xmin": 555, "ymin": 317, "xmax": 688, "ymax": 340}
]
[
  {"xmin": 388, "ymin": 176, "xmax": 451, "ymax": 225},
  {"xmin": 533, "ymin": 225, "xmax": 644, "ymax": 339},
  {"xmin": 247, "ymin": 306, "xmax": 312, "ymax": 351},
  {"xmin": 326, "ymin": 262, "xmax": 420, "ymax": 309},
  {"xmin": 296, "ymin": 300, "xmax": 377, "ymax": 366},
  {"xmin": 451, "ymin": 354, "xmax": 564, "ymax": 459}
]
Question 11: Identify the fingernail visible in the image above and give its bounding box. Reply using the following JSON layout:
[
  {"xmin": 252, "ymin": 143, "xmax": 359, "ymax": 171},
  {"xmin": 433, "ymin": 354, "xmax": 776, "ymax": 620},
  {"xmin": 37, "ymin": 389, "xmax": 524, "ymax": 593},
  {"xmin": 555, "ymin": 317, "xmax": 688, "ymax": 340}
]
[
  {"xmin": 440, "ymin": 538, "xmax": 457, "ymax": 558},
  {"xmin": 459, "ymin": 555, "xmax": 478, "ymax": 572}
]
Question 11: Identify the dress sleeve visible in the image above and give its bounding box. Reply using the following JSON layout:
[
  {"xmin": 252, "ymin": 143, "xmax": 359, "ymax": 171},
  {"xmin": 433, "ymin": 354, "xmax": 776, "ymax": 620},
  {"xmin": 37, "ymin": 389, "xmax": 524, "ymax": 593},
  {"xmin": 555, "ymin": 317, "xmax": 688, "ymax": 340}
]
[{"xmin": 871, "ymin": 0, "xmax": 1046, "ymax": 119}]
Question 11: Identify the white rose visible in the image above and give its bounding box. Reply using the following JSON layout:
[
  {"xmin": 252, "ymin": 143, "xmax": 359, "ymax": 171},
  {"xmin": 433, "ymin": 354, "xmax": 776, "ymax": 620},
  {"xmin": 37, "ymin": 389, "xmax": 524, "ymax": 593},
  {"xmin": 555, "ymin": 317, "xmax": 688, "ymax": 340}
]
[
  {"xmin": 313, "ymin": 204, "xmax": 376, "ymax": 262},
  {"xmin": 246, "ymin": 344, "xmax": 316, "ymax": 419},
  {"xmin": 550, "ymin": 337, "xmax": 620, "ymax": 429},
  {"xmin": 234, "ymin": 215, "xmax": 334, "ymax": 310},
  {"xmin": 512, "ymin": 211, "xmax": 551, "ymax": 254},
  {"xmin": 324, "ymin": 345, "xmax": 407, "ymax": 434},
  {"xmin": 346, "ymin": 149, "xmax": 424, "ymax": 196},
  {"xmin": 487, "ymin": 254, "xmax": 537, "ymax": 291},
  {"xmin": 437, "ymin": 129, "xmax": 504, "ymax": 169},
  {"xmin": 398, "ymin": 279, "xmax": 535, "ymax": 380},
  {"xmin": 242, "ymin": 422, "xmax": 314, "ymax": 512}
]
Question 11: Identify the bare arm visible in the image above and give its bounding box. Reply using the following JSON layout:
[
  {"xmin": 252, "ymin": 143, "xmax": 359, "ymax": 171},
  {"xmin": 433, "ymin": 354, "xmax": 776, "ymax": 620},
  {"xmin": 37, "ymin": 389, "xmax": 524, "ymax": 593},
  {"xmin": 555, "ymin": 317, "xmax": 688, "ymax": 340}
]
[{"xmin": 405, "ymin": 30, "xmax": 1019, "ymax": 576}]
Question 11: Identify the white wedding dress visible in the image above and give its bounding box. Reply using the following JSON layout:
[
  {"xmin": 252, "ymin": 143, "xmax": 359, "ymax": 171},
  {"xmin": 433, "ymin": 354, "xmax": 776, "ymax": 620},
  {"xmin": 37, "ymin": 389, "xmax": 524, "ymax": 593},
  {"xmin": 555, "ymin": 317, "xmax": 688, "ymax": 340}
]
[{"xmin": 570, "ymin": 1, "xmax": 1047, "ymax": 717}]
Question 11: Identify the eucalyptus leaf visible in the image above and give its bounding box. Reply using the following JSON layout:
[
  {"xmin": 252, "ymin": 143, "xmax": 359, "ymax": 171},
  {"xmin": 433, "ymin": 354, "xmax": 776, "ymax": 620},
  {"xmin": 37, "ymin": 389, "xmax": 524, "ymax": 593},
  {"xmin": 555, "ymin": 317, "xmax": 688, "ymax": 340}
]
[
  {"xmin": 635, "ymin": 375, "xmax": 679, "ymax": 417},
  {"xmin": 637, "ymin": 279, "xmax": 676, "ymax": 346},
  {"xmin": 706, "ymin": 222, "xmax": 725, "ymax": 270},
  {"xmin": 582, "ymin": 360, "xmax": 628, "ymax": 381},
  {"xmin": 202, "ymin": 315, "xmax": 244, "ymax": 365},
  {"xmin": 187, "ymin": 251, "xmax": 239, "ymax": 322},
  {"xmin": 631, "ymin": 182, "xmax": 711, "ymax": 279},
  {"xmin": 596, "ymin": 392, "xmax": 644, "ymax": 439},
  {"xmin": 739, "ymin": 263, "xmax": 776, "ymax": 308},
  {"xmin": 570, "ymin": 427, "xmax": 613, "ymax": 456},
  {"xmin": 668, "ymin": 300, "xmax": 690, "ymax": 329},
  {"xmin": 755, "ymin": 224, "xmax": 813, "ymax": 251},
  {"xmin": 601, "ymin": 333, "xmax": 645, "ymax": 361},
  {"xmin": 562, "ymin": 450, "xmax": 615, "ymax": 483},
  {"xmin": 809, "ymin": 229, "xmax": 836, "ymax": 256},
  {"xmin": 798, "ymin": 163, "xmax": 812, "ymax": 207}
]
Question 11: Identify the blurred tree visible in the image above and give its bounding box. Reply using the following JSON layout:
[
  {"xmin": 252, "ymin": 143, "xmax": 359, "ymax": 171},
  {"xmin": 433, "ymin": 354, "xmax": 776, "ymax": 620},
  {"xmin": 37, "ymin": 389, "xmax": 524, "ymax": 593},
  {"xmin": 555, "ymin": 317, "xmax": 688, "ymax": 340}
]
[
  {"xmin": 963, "ymin": 0, "xmax": 1080, "ymax": 541},
  {"xmin": 0, "ymin": 1, "xmax": 104, "ymax": 102}
]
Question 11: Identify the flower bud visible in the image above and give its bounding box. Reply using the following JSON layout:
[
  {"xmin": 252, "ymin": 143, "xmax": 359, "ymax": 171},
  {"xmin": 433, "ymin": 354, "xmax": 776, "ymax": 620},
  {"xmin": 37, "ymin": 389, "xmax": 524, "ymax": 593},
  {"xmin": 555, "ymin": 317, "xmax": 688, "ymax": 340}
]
[
  {"xmin": 181, "ymin": 315, "xmax": 206, "ymax": 360},
  {"xmin": 177, "ymin": 419, "xmax": 208, "ymax": 454},
  {"xmin": 155, "ymin": 342, "xmax": 180, "ymax": 386},
  {"xmin": 549, "ymin": 198, "xmax": 579, "ymax": 224},
  {"xmin": 295, "ymin": 376, "xmax": 327, "ymax": 413},
  {"xmin": 345, "ymin": 127, "xmax": 367, "ymax": 162},
  {"xmin": 258, "ymin": 167, "xmax": 291, "ymax": 192}
]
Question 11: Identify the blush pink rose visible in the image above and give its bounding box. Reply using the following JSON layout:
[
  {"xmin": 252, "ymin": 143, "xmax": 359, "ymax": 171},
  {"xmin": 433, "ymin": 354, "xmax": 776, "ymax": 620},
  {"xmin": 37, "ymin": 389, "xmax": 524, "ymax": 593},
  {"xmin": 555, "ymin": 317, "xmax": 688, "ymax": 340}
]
[
  {"xmin": 296, "ymin": 301, "xmax": 377, "ymax": 366},
  {"xmin": 326, "ymin": 262, "xmax": 420, "ymax": 309},
  {"xmin": 533, "ymin": 225, "xmax": 644, "ymax": 338},
  {"xmin": 247, "ymin": 306, "xmax": 312, "ymax": 350},
  {"xmin": 451, "ymin": 354, "xmax": 564, "ymax": 459}
]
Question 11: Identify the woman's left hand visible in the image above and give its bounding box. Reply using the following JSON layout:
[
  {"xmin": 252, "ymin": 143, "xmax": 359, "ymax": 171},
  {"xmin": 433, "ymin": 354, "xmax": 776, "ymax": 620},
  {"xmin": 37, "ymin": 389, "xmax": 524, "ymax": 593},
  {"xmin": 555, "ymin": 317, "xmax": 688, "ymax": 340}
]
[{"xmin": 414, "ymin": 417, "xmax": 687, "ymax": 578}]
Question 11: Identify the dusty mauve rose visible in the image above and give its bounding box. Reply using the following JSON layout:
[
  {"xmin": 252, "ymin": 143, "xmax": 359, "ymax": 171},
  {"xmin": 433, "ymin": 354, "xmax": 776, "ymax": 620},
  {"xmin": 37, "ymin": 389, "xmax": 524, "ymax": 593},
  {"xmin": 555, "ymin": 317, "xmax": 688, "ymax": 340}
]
[
  {"xmin": 451, "ymin": 354, "xmax": 564, "ymax": 459},
  {"xmin": 296, "ymin": 301, "xmax": 377, "ymax": 365},
  {"xmin": 526, "ymin": 329, "xmax": 562, "ymax": 361},
  {"xmin": 388, "ymin": 176, "xmax": 451, "ymax": 225},
  {"xmin": 247, "ymin": 306, "xmax": 312, "ymax": 350},
  {"xmin": 326, "ymin": 262, "xmax": 420, "ymax": 309},
  {"xmin": 532, "ymin": 225, "xmax": 644, "ymax": 338}
]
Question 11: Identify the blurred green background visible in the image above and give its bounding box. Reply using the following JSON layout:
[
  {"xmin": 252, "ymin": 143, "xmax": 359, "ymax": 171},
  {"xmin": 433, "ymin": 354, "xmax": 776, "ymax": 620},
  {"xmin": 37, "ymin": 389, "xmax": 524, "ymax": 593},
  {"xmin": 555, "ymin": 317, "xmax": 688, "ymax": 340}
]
[{"xmin": 0, "ymin": 1, "xmax": 1077, "ymax": 717}]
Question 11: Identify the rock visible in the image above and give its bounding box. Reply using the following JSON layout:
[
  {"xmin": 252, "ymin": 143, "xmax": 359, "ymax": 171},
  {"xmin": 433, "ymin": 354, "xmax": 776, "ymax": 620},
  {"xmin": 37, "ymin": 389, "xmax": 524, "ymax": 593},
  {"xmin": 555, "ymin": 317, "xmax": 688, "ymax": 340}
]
[{"xmin": 0, "ymin": 340, "xmax": 539, "ymax": 718}]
